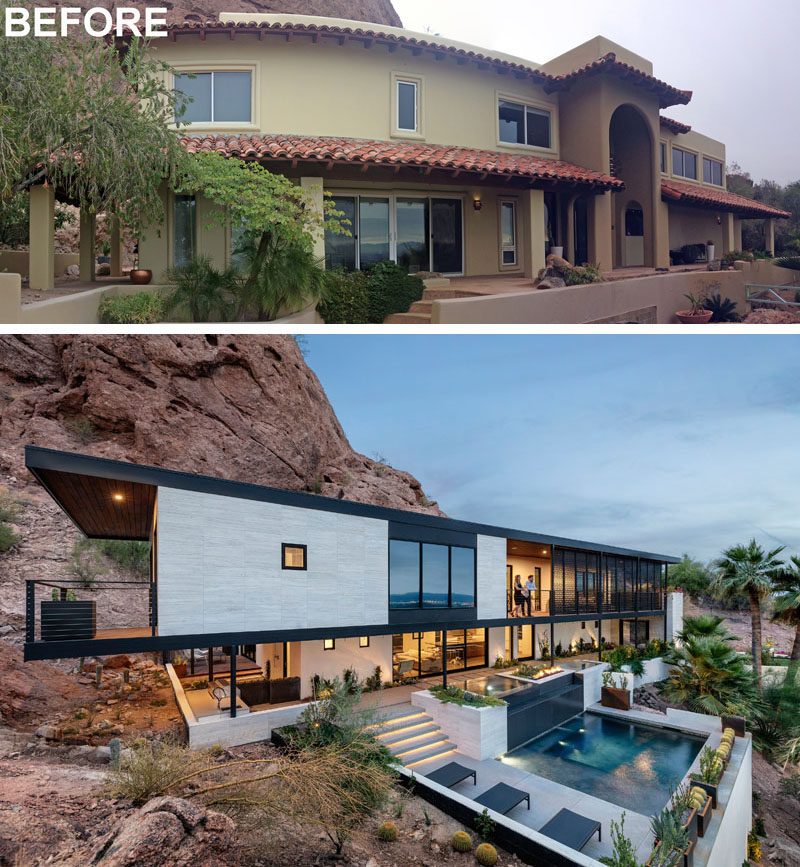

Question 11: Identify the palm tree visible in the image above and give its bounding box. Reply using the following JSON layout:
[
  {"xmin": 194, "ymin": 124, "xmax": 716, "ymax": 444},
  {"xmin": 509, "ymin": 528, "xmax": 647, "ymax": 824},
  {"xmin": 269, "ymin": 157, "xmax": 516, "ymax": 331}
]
[
  {"xmin": 714, "ymin": 540, "xmax": 785, "ymax": 693},
  {"xmin": 772, "ymin": 555, "xmax": 800, "ymax": 686},
  {"xmin": 677, "ymin": 614, "xmax": 731, "ymax": 641}
]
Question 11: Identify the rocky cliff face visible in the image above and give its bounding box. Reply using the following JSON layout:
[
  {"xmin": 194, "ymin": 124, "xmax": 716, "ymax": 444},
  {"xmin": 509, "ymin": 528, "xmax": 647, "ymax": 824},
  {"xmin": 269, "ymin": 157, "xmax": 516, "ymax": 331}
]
[
  {"xmin": 28, "ymin": 0, "xmax": 403, "ymax": 27},
  {"xmin": 0, "ymin": 335, "xmax": 441, "ymax": 636}
]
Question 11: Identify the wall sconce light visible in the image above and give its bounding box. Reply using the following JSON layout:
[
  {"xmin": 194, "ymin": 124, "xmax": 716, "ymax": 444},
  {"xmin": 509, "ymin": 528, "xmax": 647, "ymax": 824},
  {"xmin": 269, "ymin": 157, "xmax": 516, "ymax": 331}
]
[
  {"xmin": 473, "ymin": 198, "xmax": 482, "ymax": 211},
  {"xmin": 716, "ymin": 216, "xmax": 722, "ymax": 224},
  {"xmin": 113, "ymin": 493, "xmax": 124, "ymax": 502}
]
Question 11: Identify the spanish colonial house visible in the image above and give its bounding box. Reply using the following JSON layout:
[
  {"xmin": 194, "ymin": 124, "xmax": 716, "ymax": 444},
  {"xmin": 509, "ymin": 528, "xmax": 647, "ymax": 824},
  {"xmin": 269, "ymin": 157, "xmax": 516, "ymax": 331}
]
[{"xmin": 132, "ymin": 14, "xmax": 787, "ymax": 281}]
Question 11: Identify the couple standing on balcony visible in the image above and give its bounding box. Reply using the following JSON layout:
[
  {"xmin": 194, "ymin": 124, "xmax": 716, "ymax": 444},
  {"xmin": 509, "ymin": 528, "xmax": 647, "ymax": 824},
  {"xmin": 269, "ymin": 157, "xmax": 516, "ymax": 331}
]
[{"xmin": 511, "ymin": 574, "xmax": 537, "ymax": 617}]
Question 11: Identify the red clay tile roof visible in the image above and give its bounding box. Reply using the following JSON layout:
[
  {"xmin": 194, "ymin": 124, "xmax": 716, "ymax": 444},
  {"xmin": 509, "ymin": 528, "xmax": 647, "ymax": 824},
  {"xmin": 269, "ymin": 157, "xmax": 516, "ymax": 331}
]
[
  {"xmin": 544, "ymin": 53, "xmax": 692, "ymax": 108},
  {"xmin": 182, "ymin": 133, "xmax": 625, "ymax": 190},
  {"xmin": 660, "ymin": 115, "xmax": 691, "ymax": 134},
  {"xmin": 661, "ymin": 179, "xmax": 791, "ymax": 218}
]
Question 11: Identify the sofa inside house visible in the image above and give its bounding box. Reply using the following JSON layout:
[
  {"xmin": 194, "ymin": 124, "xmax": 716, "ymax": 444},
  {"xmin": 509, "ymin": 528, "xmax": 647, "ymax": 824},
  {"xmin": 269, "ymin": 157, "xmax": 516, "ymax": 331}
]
[{"xmin": 219, "ymin": 675, "xmax": 301, "ymax": 708}]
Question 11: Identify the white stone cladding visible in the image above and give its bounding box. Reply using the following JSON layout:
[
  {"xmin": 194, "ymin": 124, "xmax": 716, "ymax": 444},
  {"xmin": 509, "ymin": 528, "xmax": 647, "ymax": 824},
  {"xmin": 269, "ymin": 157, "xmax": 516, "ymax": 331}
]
[
  {"xmin": 476, "ymin": 534, "xmax": 507, "ymax": 619},
  {"xmin": 666, "ymin": 590, "xmax": 684, "ymax": 641},
  {"xmin": 156, "ymin": 486, "xmax": 389, "ymax": 636}
]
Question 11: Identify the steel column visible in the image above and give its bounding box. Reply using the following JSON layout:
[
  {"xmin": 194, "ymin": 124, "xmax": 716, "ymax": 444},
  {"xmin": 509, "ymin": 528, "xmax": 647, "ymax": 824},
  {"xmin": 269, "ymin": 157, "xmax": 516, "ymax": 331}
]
[
  {"xmin": 442, "ymin": 630, "xmax": 448, "ymax": 688},
  {"xmin": 229, "ymin": 649, "xmax": 237, "ymax": 718},
  {"xmin": 550, "ymin": 620, "xmax": 555, "ymax": 667},
  {"xmin": 208, "ymin": 647, "xmax": 214, "ymax": 682},
  {"xmin": 25, "ymin": 581, "xmax": 35, "ymax": 643}
]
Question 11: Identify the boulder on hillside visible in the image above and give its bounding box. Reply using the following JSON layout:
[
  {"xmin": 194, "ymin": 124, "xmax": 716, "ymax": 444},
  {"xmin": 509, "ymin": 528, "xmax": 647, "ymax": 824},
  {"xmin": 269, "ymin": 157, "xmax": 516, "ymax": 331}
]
[{"xmin": 103, "ymin": 654, "xmax": 134, "ymax": 670}]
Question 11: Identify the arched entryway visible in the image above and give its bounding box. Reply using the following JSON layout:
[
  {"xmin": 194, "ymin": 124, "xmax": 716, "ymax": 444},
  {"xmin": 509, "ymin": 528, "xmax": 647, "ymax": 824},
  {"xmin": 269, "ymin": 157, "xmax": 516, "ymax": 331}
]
[{"xmin": 609, "ymin": 104, "xmax": 654, "ymax": 268}]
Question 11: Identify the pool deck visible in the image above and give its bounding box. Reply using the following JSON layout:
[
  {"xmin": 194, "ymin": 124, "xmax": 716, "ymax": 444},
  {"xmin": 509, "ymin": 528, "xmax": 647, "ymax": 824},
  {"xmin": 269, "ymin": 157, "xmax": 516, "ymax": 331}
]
[{"xmin": 413, "ymin": 704, "xmax": 724, "ymax": 864}]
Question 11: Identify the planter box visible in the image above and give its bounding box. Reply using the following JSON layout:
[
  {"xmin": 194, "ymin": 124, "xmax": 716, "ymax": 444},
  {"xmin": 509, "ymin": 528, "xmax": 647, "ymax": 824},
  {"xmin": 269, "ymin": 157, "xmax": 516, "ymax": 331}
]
[
  {"xmin": 695, "ymin": 795, "xmax": 712, "ymax": 837},
  {"xmin": 40, "ymin": 600, "xmax": 96, "ymax": 641},
  {"xmin": 721, "ymin": 714, "xmax": 746, "ymax": 737},
  {"xmin": 601, "ymin": 685, "xmax": 631, "ymax": 710},
  {"xmin": 689, "ymin": 777, "xmax": 718, "ymax": 809},
  {"xmin": 647, "ymin": 839, "xmax": 693, "ymax": 867},
  {"xmin": 682, "ymin": 807, "xmax": 698, "ymax": 845},
  {"xmin": 411, "ymin": 690, "xmax": 507, "ymax": 760},
  {"xmin": 173, "ymin": 663, "xmax": 188, "ymax": 678}
]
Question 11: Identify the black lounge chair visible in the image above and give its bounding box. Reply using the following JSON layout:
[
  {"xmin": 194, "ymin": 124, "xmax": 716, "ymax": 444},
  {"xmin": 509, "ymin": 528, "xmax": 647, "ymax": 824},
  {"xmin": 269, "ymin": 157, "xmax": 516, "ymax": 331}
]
[
  {"xmin": 474, "ymin": 782, "xmax": 530, "ymax": 815},
  {"xmin": 425, "ymin": 761, "xmax": 477, "ymax": 789},
  {"xmin": 539, "ymin": 808, "xmax": 601, "ymax": 851}
]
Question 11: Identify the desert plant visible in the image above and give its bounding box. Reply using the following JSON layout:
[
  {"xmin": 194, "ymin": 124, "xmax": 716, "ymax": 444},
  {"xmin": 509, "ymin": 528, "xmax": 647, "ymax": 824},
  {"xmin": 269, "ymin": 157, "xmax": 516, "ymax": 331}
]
[
  {"xmin": 772, "ymin": 555, "xmax": 800, "ymax": 687},
  {"xmin": 649, "ymin": 806, "xmax": 689, "ymax": 867},
  {"xmin": 682, "ymin": 292, "xmax": 708, "ymax": 315},
  {"xmin": 451, "ymin": 830, "xmax": 473, "ymax": 852},
  {"xmin": 364, "ymin": 666, "xmax": 382, "ymax": 692},
  {"xmin": 164, "ymin": 256, "xmax": 237, "ymax": 323},
  {"xmin": 475, "ymin": 843, "xmax": 498, "ymax": 866},
  {"xmin": 0, "ymin": 492, "xmax": 23, "ymax": 554},
  {"xmin": 599, "ymin": 812, "xmax": 640, "ymax": 867},
  {"xmin": 697, "ymin": 746, "xmax": 723, "ymax": 785},
  {"xmin": 775, "ymin": 255, "xmax": 800, "ymax": 271},
  {"xmin": 64, "ymin": 415, "xmax": 96, "ymax": 444},
  {"xmin": 562, "ymin": 262, "xmax": 603, "ymax": 285},
  {"xmin": 778, "ymin": 772, "xmax": 800, "ymax": 801},
  {"xmin": 714, "ymin": 539, "xmax": 785, "ymax": 692},
  {"xmin": 474, "ymin": 808, "xmax": 495, "ymax": 842},
  {"xmin": 92, "ymin": 539, "xmax": 151, "ymax": 578},
  {"xmin": 109, "ymin": 737, "xmax": 121, "ymax": 770},
  {"xmin": 747, "ymin": 830, "xmax": 762, "ymax": 862},
  {"xmin": 68, "ymin": 537, "xmax": 101, "ymax": 587},
  {"xmin": 377, "ymin": 821, "xmax": 398, "ymax": 842},
  {"xmin": 97, "ymin": 291, "xmax": 168, "ymax": 324},
  {"xmin": 629, "ymin": 657, "xmax": 645, "ymax": 677},
  {"xmin": 705, "ymin": 292, "xmax": 742, "ymax": 322}
]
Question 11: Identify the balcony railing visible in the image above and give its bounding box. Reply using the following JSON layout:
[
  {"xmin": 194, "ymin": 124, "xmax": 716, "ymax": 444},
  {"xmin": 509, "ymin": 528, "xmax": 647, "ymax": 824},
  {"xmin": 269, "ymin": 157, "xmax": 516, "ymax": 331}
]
[
  {"xmin": 549, "ymin": 589, "xmax": 666, "ymax": 617},
  {"xmin": 25, "ymin": 578, "xmax": 155, "ymax": 645}
]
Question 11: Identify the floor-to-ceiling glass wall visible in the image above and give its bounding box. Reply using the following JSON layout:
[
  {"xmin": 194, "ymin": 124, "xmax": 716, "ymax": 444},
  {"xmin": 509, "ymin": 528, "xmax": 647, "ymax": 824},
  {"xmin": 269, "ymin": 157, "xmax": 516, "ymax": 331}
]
[{"xmin": 392, "ymin": 629, "xmax": 488, "ymax": 679}]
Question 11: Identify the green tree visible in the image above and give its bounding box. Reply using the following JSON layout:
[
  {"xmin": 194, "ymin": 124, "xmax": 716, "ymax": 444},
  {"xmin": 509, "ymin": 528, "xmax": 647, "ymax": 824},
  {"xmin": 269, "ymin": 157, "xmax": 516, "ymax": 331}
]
[
  {"xmin": 0, "ymin": 24, "xmax": 187, "ymax": 235},
  {"xmin": 174, "ymin": 153, "xmax": 348, "ymax": 321},
  {"xmin": 772, "ymin": 555, "xmax": 800, "ymax": 686},
  {"xmin": 667, "ymin": 554, "xmax": 712, "ymax": 595},
  {"xmin": 714, "ymin": 540, "xmax": 785, "ymax": 692}
]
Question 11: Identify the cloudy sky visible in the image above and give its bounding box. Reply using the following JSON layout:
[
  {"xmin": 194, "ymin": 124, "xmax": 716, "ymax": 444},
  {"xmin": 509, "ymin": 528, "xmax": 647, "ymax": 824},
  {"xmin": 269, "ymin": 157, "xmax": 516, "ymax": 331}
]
[
  {"xmin": 392, "ymin": 0, "xmax": 799, "ymax": 185},
  {"xmin": 305, "ymin": 335, "xmax": 800, "ymax": 563}
]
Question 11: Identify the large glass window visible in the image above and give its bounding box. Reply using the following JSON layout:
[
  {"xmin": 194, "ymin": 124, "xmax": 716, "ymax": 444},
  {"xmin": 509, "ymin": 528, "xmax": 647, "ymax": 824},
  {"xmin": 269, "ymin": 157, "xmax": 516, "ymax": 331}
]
[
  {"xmin": 173, "ymin": 195, "xmax": 196, "ymax": 267},
  {"xmin": 703, "ymin": 157, "xmax": 723, "ymax": 186},
  {"xmin": 174, "ymin": 71, "xmax": 252, "ymax": 123},
  {"xmin": 500, "ymin": 201, "xmax": 517, "ymax": 265},
  {"xmin": 660, "ymin": 142, "xmax": 666, "ymax": 173},
  {"xmin": 324, "ymin": 196, "xmax": 357, "ymax": 270},
  {"xmin": 358, "ymin": 197, "xmax": 391, "ymax": 267},
  {"xmin": 388, "ymin": 540, "xmax": 420, "ymax": 609},
  {"xmin": 672, "ymin": 147, "xmax": 697, "ymax": 180},
  {"xmin": 396, "ymin": 198, "xmax": 429, "ymax": 274},
  {"xmin": 450, "ymin": 546, "xmax": 476, "ymax": 608},
  {"xmin": 498, "ymin": 100, "xmax": 551, "ymax": 148},
  {"xmin": 422, "ymin": 543, "xmax": 449, "ymax": 608},
  {"xmin": 397, "ymin": 80, "xmax": 417, "ymax": 132}
]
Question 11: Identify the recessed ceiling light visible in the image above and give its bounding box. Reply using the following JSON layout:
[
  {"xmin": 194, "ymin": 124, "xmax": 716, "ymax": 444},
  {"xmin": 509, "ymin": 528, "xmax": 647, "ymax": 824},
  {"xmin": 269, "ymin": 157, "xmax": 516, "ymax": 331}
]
[{"xmin": 113, "ymin": 493, "xmax": 124, "ymax": 502}]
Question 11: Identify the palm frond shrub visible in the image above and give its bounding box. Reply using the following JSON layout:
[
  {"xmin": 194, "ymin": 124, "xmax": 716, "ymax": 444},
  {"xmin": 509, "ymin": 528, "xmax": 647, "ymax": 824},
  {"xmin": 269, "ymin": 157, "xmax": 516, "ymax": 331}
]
[
  {"xmin": 705, "ymin": 293, "xmax": 741, "ymax": 322},
  {"xmin": 164, "ymin": 256, "xmax": 237, "ymax": 323},
  {"xmin": 775, "ymin": 256, "xmax": 800, "ymax": 271}
]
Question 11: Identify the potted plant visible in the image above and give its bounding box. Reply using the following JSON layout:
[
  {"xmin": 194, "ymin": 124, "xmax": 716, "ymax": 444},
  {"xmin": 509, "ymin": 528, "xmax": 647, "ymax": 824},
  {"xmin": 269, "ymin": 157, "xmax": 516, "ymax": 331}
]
[
  {"xmin": 687, "ymin": 786, "xmax": 712, "ymax": 837},
  {"xmin": 172, "ymin": 654, "xmax": 188, "ymax": 678},
  {"xmin": 690, "ymin": 746, "xmax": 723, "ymax": 807},
  {"xmin": 675, "ymin": 292, "xmax": 713, "ymax": 324},
  {"xmin": 130, "ymin": 256, "xmax": 152, "ymax": 285},
  {"xmin": 647, "ymin": 806, "xmax": 693, "ymax": 867},
  {"xmin": 97, "ymin": 240, "xmax": 111, "ymax": 265},
  {"xmin": 41, "ymin": 588, "xmax": 96, "ymax": 642},
  {"xmin": 601, "ymin": 669, "xmax": 631, "ymax": 710}
]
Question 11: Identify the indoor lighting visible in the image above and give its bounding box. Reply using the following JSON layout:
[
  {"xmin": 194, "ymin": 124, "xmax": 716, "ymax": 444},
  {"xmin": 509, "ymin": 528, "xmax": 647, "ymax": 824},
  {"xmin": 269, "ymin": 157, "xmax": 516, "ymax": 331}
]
[{"xmin": 113, "ymin": 493, "xmax": 124, "ymax": 502}]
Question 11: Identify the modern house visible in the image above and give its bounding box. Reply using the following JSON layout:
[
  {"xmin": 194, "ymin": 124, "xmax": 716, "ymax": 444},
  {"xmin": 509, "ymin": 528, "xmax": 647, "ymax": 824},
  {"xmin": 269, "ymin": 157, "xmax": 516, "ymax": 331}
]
[{"xmin": 23, "ymin": 445, "xmax": 680, "ymax": 695}]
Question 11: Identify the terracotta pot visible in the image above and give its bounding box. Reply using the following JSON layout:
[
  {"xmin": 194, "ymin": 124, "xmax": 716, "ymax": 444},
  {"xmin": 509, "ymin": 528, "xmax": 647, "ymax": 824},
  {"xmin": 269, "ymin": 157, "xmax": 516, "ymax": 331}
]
[
  {"xmin": 675, "ymin": 309, "xmax": 713, "ymax": 324},
  {"xmin": 130, "ymin": 269, "xmax": 152, "ymax": 285},
  {"xmin": 173, "ymin": 663, "xmax": 187, "ymax": 678}
]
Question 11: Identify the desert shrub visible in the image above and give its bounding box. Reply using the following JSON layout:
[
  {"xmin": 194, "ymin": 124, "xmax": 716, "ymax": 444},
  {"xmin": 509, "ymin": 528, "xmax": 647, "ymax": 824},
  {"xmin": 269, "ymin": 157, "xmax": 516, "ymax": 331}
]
[
  {"xmin": 165, "ymin": 256, "xmax": 237, "ymax": 323},
  {"xmin": 428, "ymin": 684, "xmax": 505, "ymax": 708},
  {"xmin": 705, "ymin": 293, "xmax": 742, "ymax": 322},
  {"xmin": 318, "ymin": 268, "xmax": 370, "ymax": 324},
  {"xmin": 69, "ymin": 537, "xmax": 101, "ymax": 587},
  {"xmin": 779, "ymin": 772, "xmax": 800, "ymax": 801},
  {"xmin": 92, "ymin": 539, "xmax": 150, "ymax": 577},
  {"xmin": 599, "ymin": 812, "xmax": 638, "ymax": 867},
  {"xmin": 0, "ymin": 523, "xmax": 20, "ymax": 553},
  {"xmin": 98, "ymin": 291, "xmax": 168, "ymax": 324},
  {"xmin": 563, "ymin": 263, "xmax": 603, "ymax": 285},
  {"xmin": 0, "ymin": 492, "xmax": 23, "ymax": 554},
  {"xmin": 65, "ymin": 415, "xmax": 96, "ymax": 444},
  {"xmin": 377, "ymin": 821, "xmax": 398, "ymax": 842},
  {"xmin": 474, "ymin": 808, "xmax": 495, "ymax": 842},
  {"xmin": 366, "ymin": 260, "xmax": 424, "ymax": 322}
]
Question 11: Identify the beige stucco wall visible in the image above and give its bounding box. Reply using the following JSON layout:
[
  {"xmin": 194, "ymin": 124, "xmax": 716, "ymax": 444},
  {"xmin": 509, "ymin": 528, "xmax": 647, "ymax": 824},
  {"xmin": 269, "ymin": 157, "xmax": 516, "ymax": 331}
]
[
  {"xmin": 668, "ymin": 204, "xmax": 725, "ymax": 252},
  {"xmin": 0, "ymin": 272, "xmax": 22, "ymax": 324},
  {"xmin": 0, "ymin": 252, "xmax": 79, "ymax": 279},
  {"xmin": 431, "ymin": 270, "xmax": 752, "ymax": 324}
]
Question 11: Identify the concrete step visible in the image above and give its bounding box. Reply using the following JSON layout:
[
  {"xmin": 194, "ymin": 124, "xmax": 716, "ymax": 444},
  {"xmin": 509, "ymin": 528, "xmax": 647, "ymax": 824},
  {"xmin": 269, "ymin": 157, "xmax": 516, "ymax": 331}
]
[
  {"xmin": 392, "ymin": 733, "xmax": 452, "ymax": 759},
  {"xmin": 408, "ymin": 300, "xmax": 433, "ymax": 314},
  {"xmin": 379, "ymin": 722, "xmax": 441, "ymax": 748},
  {"xmin": 421, "ymin": 287, "xmax": 458, "ymax": 300},
  {"xmin": 422, "ymin": 277, "xmax": 451, "ymax": 289},
  {"xmin": 374, "ymin": 702, "xmax": 417, "ymax": 722},
  {"xmin": 372, "ymin": 713, "xmax": 433, "ymax": 737},
  {"xmin": 403, "ymin": 742, "xmax": 457, "ymax": 767},
  {"xmin": 384, "ymin": 312, "xmax": 431, "ymax": 324}
]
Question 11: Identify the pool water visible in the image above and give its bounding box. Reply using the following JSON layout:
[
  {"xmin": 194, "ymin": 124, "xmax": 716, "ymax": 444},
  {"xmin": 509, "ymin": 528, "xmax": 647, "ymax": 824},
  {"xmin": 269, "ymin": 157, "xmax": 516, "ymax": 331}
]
[
  {"xmin": 460, "ymin": 674, "xmax": 523, "ymax": 695},
  {"xmin": 502, "ymin": 712, "xmax": 704, "ymax": 816}
]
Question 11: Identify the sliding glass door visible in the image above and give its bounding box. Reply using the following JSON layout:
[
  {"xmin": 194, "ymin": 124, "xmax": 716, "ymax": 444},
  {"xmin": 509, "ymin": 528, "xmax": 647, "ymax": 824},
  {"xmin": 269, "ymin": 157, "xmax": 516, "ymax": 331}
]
[
  {"xmin": 392, "ymin": 629, "xmax": 487, "ymax": 679},
  {"xmin": 324, "ymin": 194, "xmax": 463, "ymax": 274}
]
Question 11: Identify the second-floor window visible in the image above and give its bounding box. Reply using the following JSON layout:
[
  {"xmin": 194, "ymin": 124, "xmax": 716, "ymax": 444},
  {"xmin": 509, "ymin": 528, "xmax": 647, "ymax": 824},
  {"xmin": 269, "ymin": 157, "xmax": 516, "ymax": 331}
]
[
  {"xmin": 389, "ymin": 539, "xmax": 475, "ymax": 610},
  {"xmin": 672, "ymin": 147, "xmax": 697, "ymax": 180},
  {"xmin": 703, "ymin": 157, "xmax": 723, "ymax": 186},
  {"xmin": 397, "ymin": 80, "xmax": 418, "ymax": 132},
  {"xmin": 174, "ymin": 71, "xmax": 252, "ymax": 124},
  {"xmin": 498, "ymin": 100, "xmax": 551, "ymax": 149}
]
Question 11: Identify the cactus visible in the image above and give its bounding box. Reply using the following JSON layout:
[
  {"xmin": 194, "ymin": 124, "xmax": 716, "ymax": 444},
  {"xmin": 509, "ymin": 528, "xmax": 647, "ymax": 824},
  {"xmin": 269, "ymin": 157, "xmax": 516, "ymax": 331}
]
[
  {"xmin": 95, "ymin": 664, "xmax": 103, "ymax": 686},
  {"xmin": 109, "ymin": 737, "xmax": 121, "ymax": 770},
  {"xmin": 451, "ymin": 831, "xmax": 473, "ymax": 852},
  {"xmin": 475, "ymin": 843, "xmax": 498, "ymax": 866},
  {"xmin": 688, "ymin": 786, "xmax": 707, "ymax": 810},
  {"xmin": 377, "ymin": 821, "xmax": 398, "ymax": 842}
]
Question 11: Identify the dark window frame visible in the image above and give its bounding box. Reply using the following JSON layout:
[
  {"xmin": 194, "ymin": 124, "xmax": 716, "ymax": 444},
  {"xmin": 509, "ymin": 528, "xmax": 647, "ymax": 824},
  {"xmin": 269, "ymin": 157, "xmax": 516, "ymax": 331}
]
[
  {"xmin": 703, "ymin": 157, "xmax": 723, "ymax": 186},
  {"xmin": 498, "ymin": 99, "xmax": 552, "ymax": 149},
  {"xmin": 388, "ymin": 539, "xmax": 477, "ymax": 611},
  {"xmin": 281, "ymin": 543, "xmax": 307, "ymax": 571}
]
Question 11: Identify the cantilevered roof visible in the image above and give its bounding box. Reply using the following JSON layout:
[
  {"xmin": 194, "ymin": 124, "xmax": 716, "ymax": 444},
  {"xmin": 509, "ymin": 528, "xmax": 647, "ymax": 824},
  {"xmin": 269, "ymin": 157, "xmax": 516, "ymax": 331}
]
[
  {"xmin": 25, "ymin": 446, "xmax": 679, "ymax": 562},
  {"xmin": 661, "ymin": 180, "xmax": 791, "ymax": 218},
  {"xmin": 181, "ymin": 134, "xmax": 625, "ymax": 191}
]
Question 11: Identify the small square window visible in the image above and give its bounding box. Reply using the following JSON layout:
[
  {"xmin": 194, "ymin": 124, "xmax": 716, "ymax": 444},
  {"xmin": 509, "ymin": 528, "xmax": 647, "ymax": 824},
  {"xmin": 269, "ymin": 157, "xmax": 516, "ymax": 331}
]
[
  {"xmin": 359, "ymin": 636, "xmax": 370, "ymax": 648},
  {"xmin": 282, "ymin": 543, "xmax": 307, "ymax": 570},
  {"xmin": 323, "ymin": 638, "xmax": 335, "ymax": 651},
  {"xmin": 581, "ymin": 621, "xmax": 586, "ymax": 629}
]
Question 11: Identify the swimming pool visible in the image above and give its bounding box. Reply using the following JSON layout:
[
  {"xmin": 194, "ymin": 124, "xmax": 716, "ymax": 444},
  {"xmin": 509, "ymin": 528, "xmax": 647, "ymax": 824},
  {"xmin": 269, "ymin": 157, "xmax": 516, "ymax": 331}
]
[
  {"xmin": 502, "ymin": 712, "xmax": 704, "ymax": 816},
  {"xmin": 459, "ymin": 674, "xmax": 525, "ymax": 695}
]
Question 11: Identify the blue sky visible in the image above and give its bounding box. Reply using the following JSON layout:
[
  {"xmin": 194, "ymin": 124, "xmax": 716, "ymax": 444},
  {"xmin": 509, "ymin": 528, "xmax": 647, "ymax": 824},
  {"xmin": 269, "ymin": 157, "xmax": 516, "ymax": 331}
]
[
  {"xmin": 392, "ymin": 0, "xmax": 799, "ymax": 184},
  {"xmin": 304, "ymin": 335, "xmax": 800, "ymax": 562}
]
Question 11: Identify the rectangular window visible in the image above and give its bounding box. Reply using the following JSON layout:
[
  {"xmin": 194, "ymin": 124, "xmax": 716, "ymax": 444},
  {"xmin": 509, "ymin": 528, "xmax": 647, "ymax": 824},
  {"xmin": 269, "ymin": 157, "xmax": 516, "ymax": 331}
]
[
  {"xmin": 673, "ymin": 147, "xmax": 697, "ymax": 179},
  {"xmin": 173, "ymin": 195, "xmax": 195, "ymax": 267},
  {"xmin": 174, "ymin": 70, "xmax": 252, "ymax": 123},
  {"xmin": 498, "ymin": 100, "xmax": 551, "ymax": 149},
  {"xmin": 500, "ymin": 201, "xmax": 517, "ymax": 266},
  {"xmin": 397, "ymin": 80, "xmax": 418, "ymax": 132},
  {"xmin": 450, "ymin": 546, "xmax": 476, "ymax": 608},
  {"xmin": 660, "ymin": 142, "xmax": 666, "ymax": 173},
  {"xmin": 323, "ymin": 638, "xmax": 335, "ymax": 651},
  {"xmin": 282, "ymin": 543, "xmax": 307, "ymax": 571},
  {"xmin": 389, "ymin": 540, "xmax": 421, "ymax": 609},
  {"xmin": 703, "ymin": 157, "xmax": 723, "ymax": 186},
  {"xmin": 422, "ymin": 543, "xmax": 449, "ymax": 608},
  {"xmin": 359, "ymin": 636, "xmax": 370, "ymax": 648}
]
